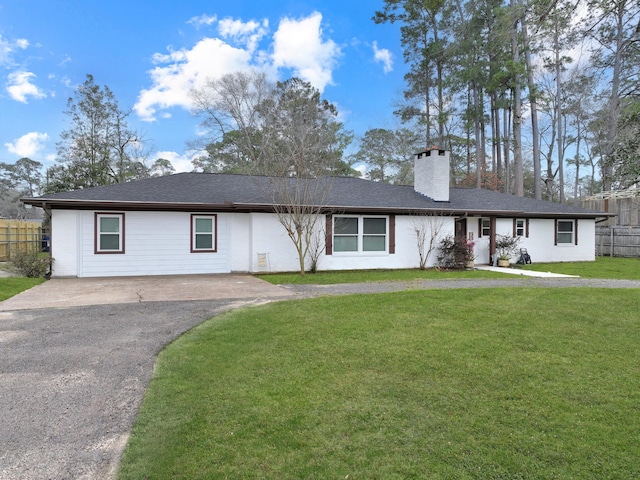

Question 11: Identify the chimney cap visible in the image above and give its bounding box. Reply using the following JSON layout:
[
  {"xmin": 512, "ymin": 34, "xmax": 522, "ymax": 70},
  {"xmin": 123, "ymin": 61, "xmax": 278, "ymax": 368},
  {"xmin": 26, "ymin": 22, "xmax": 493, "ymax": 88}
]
[{"xmin": 415, "ymin": 147, "xmax": 448, "ymax": 157}]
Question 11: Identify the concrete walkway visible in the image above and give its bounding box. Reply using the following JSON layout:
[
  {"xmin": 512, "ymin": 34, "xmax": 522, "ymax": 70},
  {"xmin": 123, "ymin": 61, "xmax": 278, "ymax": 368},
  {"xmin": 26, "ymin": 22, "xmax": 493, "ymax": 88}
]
[{"xmin": 474, "ymin": 265, "xmax": 579, "ymax": 278}]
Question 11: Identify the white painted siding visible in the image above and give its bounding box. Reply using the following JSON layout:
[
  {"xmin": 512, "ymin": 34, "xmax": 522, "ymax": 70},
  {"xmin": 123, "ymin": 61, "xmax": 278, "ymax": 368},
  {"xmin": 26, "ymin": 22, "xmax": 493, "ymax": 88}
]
[
  {"xmin": 467, "ymin": 216, "xmax": 596, "ymax": 264},
  {"xmin": 319, "ymin": 215, "xmax": 455, "ymax": 271},
  {"xmin": 248, "ymin": 213, "xmax": 301, "ymax": 272},
  {"xmin": 245, "ymin": 214, "xmax": 455, "ymax": 273},
  {"xmin": 523, "ymin": 218, "xmax": 595, "ymax": 263},
  {"xmin": 244, "ymin": 214, "xmax": 455, "ymax": 273},
  {"xmin": 52, "ymin": 211, "xmax": 233, "ymax": 277},
  {"xmin": 229, "ymin": 213, "xmax": 251, "ymax": 272},
  {"xmin": 50, "ymin": 208, "xmax": 596, "ymax": 277},
  {"xmin": 51, "ymin": 210, "xmax": 80, "ymax": 277}
]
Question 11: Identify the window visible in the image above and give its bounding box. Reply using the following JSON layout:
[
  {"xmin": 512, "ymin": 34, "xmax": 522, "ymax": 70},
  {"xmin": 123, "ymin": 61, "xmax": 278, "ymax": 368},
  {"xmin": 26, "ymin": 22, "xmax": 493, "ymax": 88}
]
[
  {"xmin": 95, "ymin": 213, "xmax": 124, "ymax": 254},
  {"xmin": 363, "ymin": 217, "xmax": 387, "ymax": 251},
  {"xmin": 334, "ymin": 217, "xmax": 358, "ymax": 252},
  {"xmin": 333, "ymin": 216, "xmax": 387, "ymax": 253},
  {"xmin": 191, "ymin": 214, "xmax": 217, "ymax": 252},
  {"xmin": 556, "ymin": 220, "xmax": 574, "ymax": 244},
  {"xmin": 481, "ymin": 218, "xmax": 491, "ymax": 237},
  {"xmin": 515, "ymin": 219, "xmax": 525, "ymax": 237}
]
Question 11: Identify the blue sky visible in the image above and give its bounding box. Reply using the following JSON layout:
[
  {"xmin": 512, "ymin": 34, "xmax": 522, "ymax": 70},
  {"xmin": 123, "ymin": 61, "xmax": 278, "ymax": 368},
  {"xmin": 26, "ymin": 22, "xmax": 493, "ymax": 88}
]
[{"xmin": 0, "ymin": 0, "xmax": 406, "ymax": 172}]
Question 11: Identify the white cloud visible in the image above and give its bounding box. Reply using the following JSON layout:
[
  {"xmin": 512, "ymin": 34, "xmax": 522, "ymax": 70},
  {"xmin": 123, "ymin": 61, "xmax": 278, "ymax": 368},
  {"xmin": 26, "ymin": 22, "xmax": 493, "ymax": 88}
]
[
  {"xmin": 154, "ymin": 150, "xmax": 201, "ymax": 173},
  {"xmin": 0, "ymin": 34, "xmax": 29, "ymax": 66},
  {"xmin": 272, "ymin": 12, "xmax": 340, "ymax": 92},
  {"xmin": 218, "ymin": 18, "xmax": 269, "ymax": 54},
  {"xmin": 5, "ymin": 132, "xmax": 49, "ymax": 158},
  {"xmin": 135, "ymin": 12, "xmax": 340, "ymax": 121},
  {"xmin": 187, "ymin": 14, "xmax": 217, "ymax": 28},
  {"xmin": 6, "ymin": 71, "xmax": 47, "ymax": 103},
  {"xmin": 58, "ymin": 54, "xmax": 72, "ymax": 66},
  {"xmin": 134, "ymin": 38, "xmax": 254, "ymax": 121},
  {"xmin": 372, "ymin": 41, "xmax": 393, "ymax": 73}
]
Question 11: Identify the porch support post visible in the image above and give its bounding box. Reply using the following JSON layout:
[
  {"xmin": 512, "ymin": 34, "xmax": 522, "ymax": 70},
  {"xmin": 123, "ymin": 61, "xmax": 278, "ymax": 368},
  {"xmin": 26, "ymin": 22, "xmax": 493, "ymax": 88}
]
[{"xmin": 489, "ymin": 217, "xmax": 497, "ymax": 264}]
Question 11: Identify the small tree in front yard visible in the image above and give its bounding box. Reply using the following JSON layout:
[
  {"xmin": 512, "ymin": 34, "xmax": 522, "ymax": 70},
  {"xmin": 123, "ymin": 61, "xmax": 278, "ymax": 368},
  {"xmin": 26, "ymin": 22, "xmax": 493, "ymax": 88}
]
[
  {"xmin": 305, "ymin": 222, "xmax": 326, "ymax": 273},
  {"xmin": 411, "ymin": 213, "xmax": 447, "ymax": 269},
  {"xmin": 266, "ymin": 176, "xmax": 332, "ymax": 275}
]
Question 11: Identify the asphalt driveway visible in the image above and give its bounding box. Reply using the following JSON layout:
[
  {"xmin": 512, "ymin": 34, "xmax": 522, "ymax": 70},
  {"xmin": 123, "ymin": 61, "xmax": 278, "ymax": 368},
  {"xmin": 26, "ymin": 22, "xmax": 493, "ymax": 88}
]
[{"xmin": 0, "ymin": 275, "xmax": 294, "ymax": 480}]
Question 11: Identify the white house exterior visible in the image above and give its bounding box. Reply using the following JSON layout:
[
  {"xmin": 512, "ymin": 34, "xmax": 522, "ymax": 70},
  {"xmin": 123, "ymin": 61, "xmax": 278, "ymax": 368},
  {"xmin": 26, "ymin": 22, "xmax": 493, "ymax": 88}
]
[{"xmin": 23, "ymin": 149, "xmax": 609, "ymax": 278}]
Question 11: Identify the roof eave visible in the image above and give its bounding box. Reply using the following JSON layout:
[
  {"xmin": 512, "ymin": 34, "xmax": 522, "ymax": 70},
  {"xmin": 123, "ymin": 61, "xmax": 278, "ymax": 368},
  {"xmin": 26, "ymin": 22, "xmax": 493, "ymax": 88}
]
[
  {"xmin": 21, "ymin": 198, "xmax": 616, "ymax": 219},
  {"xmin": 21, "ymin": 198, "xmax": 241, "ymax": 212}
]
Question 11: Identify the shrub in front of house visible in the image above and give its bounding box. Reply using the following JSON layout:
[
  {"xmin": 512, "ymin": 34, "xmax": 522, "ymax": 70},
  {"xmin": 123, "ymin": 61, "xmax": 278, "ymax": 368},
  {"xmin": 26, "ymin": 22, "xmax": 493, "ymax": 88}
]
[
  {"xmin": 437, "ymin": 236, "xmax": 474, "ymax": 269},
  {"xmin": 10, "ymin": 251, "xmax": 53, "ymax": 278}
]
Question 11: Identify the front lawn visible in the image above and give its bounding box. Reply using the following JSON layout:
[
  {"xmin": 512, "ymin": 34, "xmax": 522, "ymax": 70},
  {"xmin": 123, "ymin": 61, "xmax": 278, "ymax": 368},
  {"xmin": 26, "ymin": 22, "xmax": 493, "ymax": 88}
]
[
  {"xmin": 118, "ymin": 288, "xmax": 640, "ymax": 479},
  {"xmin": 259, "ymin": 257, "xmax": 640, "ymax": 285},
  {"xmin": 0, "ymin": 277, "xmax": 45, "ymax": 302},
  {"xmin": 520, "ymin": 256, "xmax": 640, "ymax": 279},
  {"xmin": 258, "ymin": 267, "xmax": 510, "ymax": 285}
]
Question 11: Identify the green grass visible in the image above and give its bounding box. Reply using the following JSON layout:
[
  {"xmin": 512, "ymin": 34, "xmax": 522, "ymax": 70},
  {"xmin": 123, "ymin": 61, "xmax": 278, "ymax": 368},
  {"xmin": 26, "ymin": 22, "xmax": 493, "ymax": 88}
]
[
  {"xmin": 258, "ymin": 267, "xmax": 510, "ymax": 285},
  {"xmin": 259, "ymin": 257, "xmax": 640, "ymax": 284},
  {"xmin": 0, "ymin": 277, "xmax": 45, "ymax": 301},
  {"xmin": 520, "ymin": 256, "xmax": 640, "ymax": 279},
  {"xmin": 118, "ymin": 288, "xmax": 640, "ymax": 479}
]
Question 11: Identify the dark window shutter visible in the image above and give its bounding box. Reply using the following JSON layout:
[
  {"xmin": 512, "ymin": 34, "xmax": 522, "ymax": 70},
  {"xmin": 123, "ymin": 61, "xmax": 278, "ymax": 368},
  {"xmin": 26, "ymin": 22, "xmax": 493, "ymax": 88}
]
[
  {"xmin": 513, "ymin": 218, "xmax": 517, "ymax": 237},
  {"xmin": 389, "ymin": 214, "xmax": 395, "ymax": 254},
  {"xmin": 554, "ymin": 220, "xmax": 558, "ymax": 246},
  {"xmin": 575, "ymin": 219, "xmax": 578, "ymax": 245},
  {"xmin": 478, "ymin": 218, "xmax": 483, "ymax": 238},
  {"xmin": 325, "ymin": 214, "xmax": 333, "ymax": 255},
  {"xmin": 526, "ymin": 219, "xmax": 530, "ymax": 238}
]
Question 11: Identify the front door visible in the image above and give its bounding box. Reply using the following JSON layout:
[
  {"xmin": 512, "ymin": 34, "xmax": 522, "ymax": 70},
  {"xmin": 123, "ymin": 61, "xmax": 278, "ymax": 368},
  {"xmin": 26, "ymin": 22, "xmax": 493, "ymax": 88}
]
[{"xmin": 455, "ymin": 218, "xmax": 467, "ymax": 241}]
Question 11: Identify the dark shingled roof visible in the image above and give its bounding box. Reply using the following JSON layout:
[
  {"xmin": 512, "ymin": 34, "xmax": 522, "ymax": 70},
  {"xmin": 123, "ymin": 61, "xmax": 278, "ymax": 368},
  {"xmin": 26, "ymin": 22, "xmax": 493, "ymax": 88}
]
[{"xmin": 23, "ymin": 172, "xmax": 608, "ymax": 218}]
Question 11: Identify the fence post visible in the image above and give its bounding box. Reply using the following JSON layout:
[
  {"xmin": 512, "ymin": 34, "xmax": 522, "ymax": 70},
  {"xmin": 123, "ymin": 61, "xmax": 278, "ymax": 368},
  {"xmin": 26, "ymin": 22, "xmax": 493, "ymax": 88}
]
[
  {"xmin": 610, "ymin": 227, "xmax": 615, "ymax": 257},
  {"xmin": 7, "ymin": 223, "xmax": 11, "ymax": 260}
]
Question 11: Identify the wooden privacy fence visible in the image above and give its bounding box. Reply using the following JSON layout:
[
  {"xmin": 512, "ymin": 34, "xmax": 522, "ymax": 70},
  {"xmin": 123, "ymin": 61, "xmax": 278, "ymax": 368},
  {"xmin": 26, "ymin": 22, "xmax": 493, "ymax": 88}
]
[
  {"xmin": 582, "ymin": 195, "xmax": 640, "ymax": 226},
  {"xmin": 0, "ymin": 219, "xmax": 43, "ymax": 261},
  {"xmin": 596, "ymin": 225, "xmax": 640, "ymax": 258}
]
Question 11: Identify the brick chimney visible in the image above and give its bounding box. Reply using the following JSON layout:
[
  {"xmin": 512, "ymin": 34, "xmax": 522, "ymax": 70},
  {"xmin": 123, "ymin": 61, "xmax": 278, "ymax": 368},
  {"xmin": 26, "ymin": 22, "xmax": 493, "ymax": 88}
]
[{"xmin": 414, "ymin": 147, "xmax": 451, "ymax": 202}]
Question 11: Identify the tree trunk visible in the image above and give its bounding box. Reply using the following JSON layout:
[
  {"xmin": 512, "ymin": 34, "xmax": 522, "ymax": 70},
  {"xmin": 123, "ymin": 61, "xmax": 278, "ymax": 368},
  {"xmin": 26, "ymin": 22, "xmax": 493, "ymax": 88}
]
[
  {"xmin": 474, "ymin": 83, "xmax": 483, "ymax": 189},
  {"xmin": 503, "ymin": 98, "xmax": 512, "ymax": 194},
  {"xmin": 511, "ymin": 0, "xmax": 524, "ymax": 197},
  {"xmin": 494, "ymin": 97, "xmax": 503, "ymax": 180},
  {"xmin": 574, "ymin": 132, "xmax": 581, "ymax": 203},
  {"xmin": 555, "ymin": 22, "xmax": 565, "ymax": 203},
  {"xmin": 521, "ymin": 6, "xmax": 542, "ymax": 200},
  {"xmin": 601, "ymin": 0, "xmax": 626, "ymax": 191}
]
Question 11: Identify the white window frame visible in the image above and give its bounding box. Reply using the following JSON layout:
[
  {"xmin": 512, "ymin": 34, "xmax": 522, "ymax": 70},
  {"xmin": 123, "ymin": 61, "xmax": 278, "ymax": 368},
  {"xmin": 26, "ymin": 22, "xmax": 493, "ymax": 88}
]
[
  {"xmin": 95, "ymin": 212, "xmax": 124, "ymax": 254},
  {"xmin": 333, "ymin": 215, "xmax": 388, "ymax": 254},
  {"xmin": 481, "ymin": 218, "xmax": 491, "ymax": 237},
  {"xmin": 556, "ymin": 220, "xmax": 574, "ymax": 245},
  {"xmin": 191, "ymin": 214, "xmax": 217, "ymax": 253},
  {"xmin": 515, "ymin": 219, "xmax": 525, "ymax": 237}
]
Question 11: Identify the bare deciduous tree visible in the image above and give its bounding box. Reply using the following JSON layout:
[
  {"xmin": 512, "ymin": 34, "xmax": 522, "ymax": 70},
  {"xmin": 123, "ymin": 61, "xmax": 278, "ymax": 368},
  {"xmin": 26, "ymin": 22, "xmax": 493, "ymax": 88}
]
[
  {"xmin": 191, "ymin": 72, "xmax": 352, "ymax": 274},
  {"xmin": 411, "ymin": 213, "xmax": 447, "ymax": 269}
]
